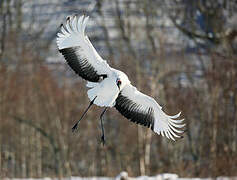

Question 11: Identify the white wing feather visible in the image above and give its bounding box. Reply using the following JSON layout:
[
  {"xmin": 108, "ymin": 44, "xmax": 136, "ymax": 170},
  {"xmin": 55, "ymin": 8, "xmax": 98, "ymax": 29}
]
[
  {"xmin": 56, "ymin": 15, "xmax": 111, "ymax": 76},
  {"xmin": 119, "ymin": 84, "xmax": 185, "ymax": 141}
]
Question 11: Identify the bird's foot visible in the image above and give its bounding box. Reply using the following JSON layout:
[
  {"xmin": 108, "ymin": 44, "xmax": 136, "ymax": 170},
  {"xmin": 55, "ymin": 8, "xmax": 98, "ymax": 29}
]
[
  {"xmin": 101, "ymin": 135, "xmax": 106, "ymax": 146},
  {"xmin": 72, "ymin": 123, "xmax": 78, "ymax": 132}
]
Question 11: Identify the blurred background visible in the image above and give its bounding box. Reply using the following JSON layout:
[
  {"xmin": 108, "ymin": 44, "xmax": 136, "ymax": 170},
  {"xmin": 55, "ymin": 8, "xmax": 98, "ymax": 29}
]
[{"xmin": 0, "ymin": 0, "xmax": 237, "ymax": 178}]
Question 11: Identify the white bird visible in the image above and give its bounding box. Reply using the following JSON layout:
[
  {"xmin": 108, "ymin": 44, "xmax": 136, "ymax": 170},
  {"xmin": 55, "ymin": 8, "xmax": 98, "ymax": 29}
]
[{"xmin": 56, "ymin": 15, "xmax": 185, "ymax": 144}]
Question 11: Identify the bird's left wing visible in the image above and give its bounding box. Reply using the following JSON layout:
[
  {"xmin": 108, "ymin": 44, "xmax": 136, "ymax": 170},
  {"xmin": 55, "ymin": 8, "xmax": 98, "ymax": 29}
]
[
  {"xmin": 56, "ymin": 15, "xmax": 111, "ymax": 82},
  {"xmin": 115, "ymin": 84, "xmax": 185, "ymax": 141}
]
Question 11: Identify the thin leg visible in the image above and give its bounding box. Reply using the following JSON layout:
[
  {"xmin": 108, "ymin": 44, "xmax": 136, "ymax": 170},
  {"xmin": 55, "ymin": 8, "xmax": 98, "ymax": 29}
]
[
  {"xmin": 72, "ymin": 97, "xmax": 96, "ymax": 132},
  {"xmin": 100, "ymin": 107, "xmax": 108, "ymax": 145}
]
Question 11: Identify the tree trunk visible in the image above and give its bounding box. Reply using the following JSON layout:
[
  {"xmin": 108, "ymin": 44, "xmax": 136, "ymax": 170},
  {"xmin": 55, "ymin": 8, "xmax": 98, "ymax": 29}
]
[
  {"xmin": 144, "ymin": 129, "xmax": 152, "ymax": 175},
  {"xmin": 36, "ymin": 132, "xmax": 42, "ymax": 177},
  {"xmin": 211, "ymin": 86, "xmax": 219, "ymax": 176},
  {"xmin": 138, "ymin": 126, "xmax": 145, "ymax": 176}
]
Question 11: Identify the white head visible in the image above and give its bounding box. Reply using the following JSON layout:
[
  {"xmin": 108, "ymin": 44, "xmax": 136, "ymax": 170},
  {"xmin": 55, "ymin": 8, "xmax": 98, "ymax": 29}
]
[{"xmin": 114, "ymin": 70, "xmax": 130, "ymax": 91}]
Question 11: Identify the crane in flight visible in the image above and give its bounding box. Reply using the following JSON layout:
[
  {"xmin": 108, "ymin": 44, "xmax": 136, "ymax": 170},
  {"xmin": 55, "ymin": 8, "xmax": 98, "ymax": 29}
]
[{"xmin": 56, "ymin": 15, "xmax": 185, "ymax": 145}]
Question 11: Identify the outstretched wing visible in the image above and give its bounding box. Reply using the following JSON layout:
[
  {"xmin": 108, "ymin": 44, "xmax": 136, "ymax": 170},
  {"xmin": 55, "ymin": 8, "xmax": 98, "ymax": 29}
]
[
  {"xmin": 56, "ymin": 15, "xmax": 111, "ymax": 82},
  {"xmin": 115, "ymin": 84, "xmax": 185, "ymax": 141}
]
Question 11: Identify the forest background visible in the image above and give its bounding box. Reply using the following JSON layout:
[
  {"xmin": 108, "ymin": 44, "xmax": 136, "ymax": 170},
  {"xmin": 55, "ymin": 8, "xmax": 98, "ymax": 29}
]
[{"xmin": 0, "ymin": 0, "xmax": 237, "ymax": 178}]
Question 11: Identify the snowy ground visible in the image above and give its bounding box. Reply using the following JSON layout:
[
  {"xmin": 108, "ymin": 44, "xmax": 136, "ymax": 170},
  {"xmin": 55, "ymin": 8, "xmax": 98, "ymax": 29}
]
[{"xmin": 3, "ymin": 172, "xmax": 237, "ymax": 180}]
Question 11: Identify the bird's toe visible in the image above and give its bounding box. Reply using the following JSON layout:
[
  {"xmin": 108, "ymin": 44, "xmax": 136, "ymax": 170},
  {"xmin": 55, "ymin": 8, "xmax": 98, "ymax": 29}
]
[
  {"xmin": 72, "ymin": 123, "xmax": 78, "ymax": 132},
  {"xmin": 101, "ymin": 135, "xmax": 106, "ymax": 146}
]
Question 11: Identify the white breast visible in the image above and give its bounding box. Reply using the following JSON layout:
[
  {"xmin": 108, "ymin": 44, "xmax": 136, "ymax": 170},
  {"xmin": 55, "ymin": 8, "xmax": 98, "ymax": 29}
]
[{"xmin": 87, "ymin": 77, "xmax": 120, "ymax": 107}]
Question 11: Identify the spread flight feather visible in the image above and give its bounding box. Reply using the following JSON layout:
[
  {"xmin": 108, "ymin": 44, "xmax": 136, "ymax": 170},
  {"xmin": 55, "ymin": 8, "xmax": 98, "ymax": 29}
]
[{"xmin": 56, "ymin": 15, "xmax": 185, "ymax": 141}]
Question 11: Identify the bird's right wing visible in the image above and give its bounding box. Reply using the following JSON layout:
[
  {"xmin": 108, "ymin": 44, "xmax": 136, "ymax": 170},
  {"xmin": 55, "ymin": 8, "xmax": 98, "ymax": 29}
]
[
  {"xmin": 115, "ymin": 84, "xmax": 185, "ymax": 141},
  {"xmin": 56, "ymin": 15, "xmax": 111, "ymax": 82}
]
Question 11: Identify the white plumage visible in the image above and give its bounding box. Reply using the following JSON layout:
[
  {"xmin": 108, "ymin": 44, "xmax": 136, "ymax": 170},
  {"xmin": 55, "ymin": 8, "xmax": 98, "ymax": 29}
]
[
  {"xmin": 56, "ymin": 15, "xmax": 185, "ymax": 141},
  {"xmin": 87, "ymin": 76, "xmax": 119, "ymax": 107},
  {"xmin": 56, "ymin": 15, "xmax": 111, "ymax": 76}
]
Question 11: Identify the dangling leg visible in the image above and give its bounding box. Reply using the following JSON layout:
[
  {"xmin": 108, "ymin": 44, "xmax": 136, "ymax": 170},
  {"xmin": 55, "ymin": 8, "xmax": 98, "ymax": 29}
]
[
  {"xmin": 72, "ymin": 97, "xmax": 96, "ymax": 132},
  {"xmin": 100, "ymin": 107, "xmax": 108, "ymax": 145}
]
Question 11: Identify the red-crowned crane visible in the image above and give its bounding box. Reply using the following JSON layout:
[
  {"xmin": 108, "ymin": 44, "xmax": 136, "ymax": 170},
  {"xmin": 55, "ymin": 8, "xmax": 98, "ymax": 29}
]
[{"xmin": 56, "ymin": 15, "xmax": 185, "ymax": 145}]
